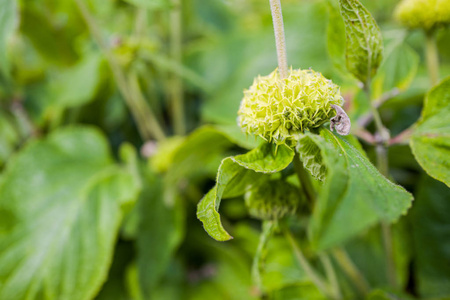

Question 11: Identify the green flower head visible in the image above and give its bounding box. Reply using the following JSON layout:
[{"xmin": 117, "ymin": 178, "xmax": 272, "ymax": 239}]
[
  {"xmin": 237, "ymin": 68, "xmax": 345, "ymax": 146},
  {"xmin": 394, "ymin": 0, "xmax": 450, "ymax": 30}
]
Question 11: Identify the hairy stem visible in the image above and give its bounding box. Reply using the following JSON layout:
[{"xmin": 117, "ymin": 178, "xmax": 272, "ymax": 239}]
[
  {"xmin": 425, "ymin": 30, "xmax": 440, "ymax": 86},
  {"xmin": 252, "ymin": 221, "xmax": 275, "ymax": 293},
  {"xmin": 170, "ymin": 0, "xmax": 186, "ymax": 135},
  {"xmin": 293, "ymin": 153, "xmax": 316, "ymax": 205},
  {"xmin": 269, "ymin": 0, "xmax": 288, "ymax": 79},
  {"xmin": 284, "ymin": 229, "xmax": 336, "ymax": 299},
  {"xmin": 74, "ymin": 0, "xmax": 166, "ymax": 141},
  {"xmin": 332, "ymin": 248, "xmax": 370, "ymax": 295}
]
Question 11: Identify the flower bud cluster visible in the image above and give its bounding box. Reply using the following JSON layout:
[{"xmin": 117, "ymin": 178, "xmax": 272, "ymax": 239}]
[
  {"xmin": 395, "ymin": 0, "xmax": 450, "ymax": 30},
  {"xmin": 237, "ymin": 69, "xmax": 344, "ymax": 146},
  {"xmin": 245, "ymin": 180, "xmax": 298, "ymax": 220}
]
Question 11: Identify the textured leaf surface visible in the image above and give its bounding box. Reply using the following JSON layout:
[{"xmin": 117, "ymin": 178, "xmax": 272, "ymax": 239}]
[
  {"xmin": 0, "ymin": 0, "xmax": 17, "ymax": 76},
  {"xmin": 300, "ymin": 130, "xmax": 413, "ymax": 249},
  {"xmin": 339, "ymin": 0, "xmax": 383, "ymax": 84},
  {"xmin": 411, "ymin": 176, "xmax": 450, "ymax": 298},
  {"xmin": 411, "ymin": 77, "xmax": 450, "ymax": 187},
  {"xmin": 197, "ymin": 143, "xmax": 294, "ymax": 241},
  {"xmin": 0, "ymin": 127, "xmax": 140, "ymax": 300}
]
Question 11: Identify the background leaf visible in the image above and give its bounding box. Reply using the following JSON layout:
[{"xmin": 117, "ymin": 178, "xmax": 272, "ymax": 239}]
[
  {"xmin": 0, "ymin": 126, "xmax": 140, "ymax": 300},
  {"xmin": 410, "ymin": 176, "xmax": 450, "ymax": 298},
  {"xmin": 137, "ymin": 167, "xmax": 185, "ymax": 298},
  {"xmin": 411, "ymin": 77, "xmax": 450, "ymax": 187},
  {"xmin": 371, "ymin": 43, "xmax": 419, "ymax": 100},
  {"xmin": 339, "ymin": 0, "xmax": 383, "ymax": 84}
]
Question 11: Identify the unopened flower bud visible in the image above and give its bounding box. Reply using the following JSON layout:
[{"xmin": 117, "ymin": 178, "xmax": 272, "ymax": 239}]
[{"xmin": 245, "ymin": 180, "xmax": 298, "ymax": 220}]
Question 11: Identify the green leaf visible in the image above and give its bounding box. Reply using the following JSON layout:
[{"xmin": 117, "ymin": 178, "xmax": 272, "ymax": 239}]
[
  {"xmin": 197, "ymin": 143, "xmax": 294, "ymax": 241},
  {"xmin": 0, "ymin": 127, "xmax": 140, "ymax": 300},
  {"xmin": 326, "ymin": 0, "xmax": 346, "ymax": 72},
  {"xmin": 421, "ymin": 76, "xmax": 450, "ymax": 122},
  {"xmin": 0, "ymin": 0, "xmax": 17, "ymax": 77},
  {"xmin": 48, "ymin": 53, "xmax": 107, "ymax": 109},
  {"xmin": 371, "ymin": 43, "xmax": 419, "ymax": 100},
  {"xmin": 339, "ymin": 0, "xmax": 383, "ymax": 84},
  {"xmin": 137, "ymin": 167, "xmax": 185, "ymax": 298},
  {"xmin": 411, "ymin": 78, "xmax": 450, "ymax": 187},
  {"xmin": 411, "ymin": 176, "xmax": 450, "ymax": 298},
  {"xmin": 300, "ymin": 130, "xmax": 413, "ymax": 250}
]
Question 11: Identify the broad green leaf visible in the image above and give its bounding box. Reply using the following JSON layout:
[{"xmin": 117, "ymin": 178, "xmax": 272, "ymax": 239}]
[
  {"xmin": 326, "ymin": 0, "xmax": 346, "ymax": 72},
  {"xmin": 301, "ymin": 130, "xmax": 413, "ymax": 250},
  {"xmin": 411, "ymin": 176, "xmax": 450, "ymax": 298},
  {"xmin": 0, "ymin": 127, "xmax": 140, "ymax": 300},
  {"xmin": 339, "ymin": 0, "xmax": 383, "ymax": 84},
  {"xmin": 0, "ymin": 0, "xmax": 17, "ymax": 77},
  {"xmin": 411, "ymin": 77, "xmax": 450, "ymax": 186},
  {"xmin": 421, "ymin": 76, "xmax": 450, "ymax": 122},
  {"xmin": 137, "ymin": 167, "xmax": 184, "ymax": 298},
  {"xmin": 163, "ymin": 126, "xmax": 235, "ymax": 204},
  {"xmin": 197, "ymin": 143, "xmax": 294, "ymax": 241},
  {"xmin": 411, "ymin": 107, "xmax": 450, "ymax": 187},
  {"xmin": 371, "ymin": 43, "xmax": 419, "ymax": 100},
  {"xmin": 48, "ymin": 53, "xmax": 107, "ymax": 109}
]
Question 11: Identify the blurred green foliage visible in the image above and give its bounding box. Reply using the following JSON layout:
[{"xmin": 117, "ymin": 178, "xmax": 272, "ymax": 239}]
[{"xmin": 0, "ymin": 0, "xmax": 450, "ymax": 299}]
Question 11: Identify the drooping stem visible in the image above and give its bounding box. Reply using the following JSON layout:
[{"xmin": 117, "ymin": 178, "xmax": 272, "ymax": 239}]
[
  {"xmin": 319, "ymin": 254, "xmax": 341, "ymax": 300},
  {"xmin": 425, "ymin": 30, "xmax": 440, "ymax": 86},
  {"xmin": 332, "ymin": 248, "xmax": 370, "ymax": 296},
  {"xmin": 170, "ymin": 0, "xmax": 186, "ymax": 135},
  {"xmin": 269, "ymin": 0, "xmax": 288, "ymax": 79},
  {"xmin": 74, "ymin": 0, "xmax": 166, "ymax": 141},
  {"xmin": 293, "ymin": 153, "xmax": 316, "ymax": 205},
  {"xmin": 284, "ymin": 229, "xmax": 336, "ymax": 299}
]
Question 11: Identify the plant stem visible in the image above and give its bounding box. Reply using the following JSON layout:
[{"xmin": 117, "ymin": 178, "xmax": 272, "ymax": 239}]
[
  {"xmin": 332, "ymin": 248, "xmax": 370, "ymax": 295},
  {"xmin": 74, "ymin": 0, "xmax": 166, "ymax": 141},
  {"xmin": 319, "ymin": 253, "xmax": 341, "ymax": 300},
  {"xmin": 425, "ymin": 30, "xmax": 440, "ymax": 86},
  {"xmin": 252, "ymin": 221, "xmax": 275, "ymax": 293},
  {"xmin": 284, "ymin": 229, "xmax": 336, "ymax": 299},
  {"xmin": 269, "ymin": 0, "xmax": 288, "ymax": 79},
  {"xmin": 170, "ymin": 0, "xmax": 186, "ymax": 135},
  {"xmin": 293, "ymin": 153, "xmax": 316, "ymax": 205}
]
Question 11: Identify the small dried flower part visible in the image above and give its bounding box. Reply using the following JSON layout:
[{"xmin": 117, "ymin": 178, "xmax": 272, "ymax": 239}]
[
  {"xmin": 238, "ymin": 68, "xmax": 345, "ymax": 146},
  {"xmin": 394, "ymin": 0, "xmax": 450, "ymax": 31},
  {"xmin": 245, "ymin": 180, "xmax": 298, "ymax": 220},
  {"xmin": 330, "ymin": 104, "xmax": 351, "ymax": 135}
]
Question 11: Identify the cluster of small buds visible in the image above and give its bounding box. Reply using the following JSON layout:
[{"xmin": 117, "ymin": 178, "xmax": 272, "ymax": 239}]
[
  {"xmin": 395, "ymin": 0, "xmax": 450, "ymax": 31},
  {"xmin": 237, "ymin": 68, "xmax": 347, "ymax": 146},
  {"xmin": 245, "ymin": 180, "xmax": 298, "ymax": 220}
]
